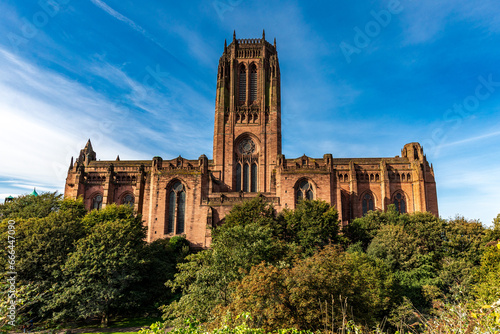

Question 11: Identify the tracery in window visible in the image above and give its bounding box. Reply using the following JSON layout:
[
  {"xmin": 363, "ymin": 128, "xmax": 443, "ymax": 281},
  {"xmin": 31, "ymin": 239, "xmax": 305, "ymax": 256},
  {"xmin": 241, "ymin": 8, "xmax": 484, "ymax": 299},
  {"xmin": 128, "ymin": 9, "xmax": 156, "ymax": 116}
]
[
  {"xmin": 296, "ymin": 180, "xmax": 313, "ymax": 203},
  {"xmin": 362, "ymin": 193, "xmax": 374, "ymax": 216},
  {"xmin": 235, "ymin": 137, "xmax": 258, "ymax": 192},
  {"xmin": 393, "ymin": 192, "xmax": 406, "ymax": 214},
  {"xmin": 122, "ymin": 194, "xmax": 134, "ymax": 207},
  {"xmin": 92, "ymin": 194, "xmax": 103, "ymax": 210}
]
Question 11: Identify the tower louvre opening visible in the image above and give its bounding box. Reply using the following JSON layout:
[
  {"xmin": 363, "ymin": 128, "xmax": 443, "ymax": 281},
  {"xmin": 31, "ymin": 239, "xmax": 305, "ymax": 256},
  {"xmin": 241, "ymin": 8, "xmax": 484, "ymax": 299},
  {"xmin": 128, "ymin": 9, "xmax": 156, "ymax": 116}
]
[
  {"xmin": 250, "ymin": 65, "xmax": 257, "ymax": 102},
  {"xmin": 239, "ymin": 66, "xmax": 246, "ymax": 102}
]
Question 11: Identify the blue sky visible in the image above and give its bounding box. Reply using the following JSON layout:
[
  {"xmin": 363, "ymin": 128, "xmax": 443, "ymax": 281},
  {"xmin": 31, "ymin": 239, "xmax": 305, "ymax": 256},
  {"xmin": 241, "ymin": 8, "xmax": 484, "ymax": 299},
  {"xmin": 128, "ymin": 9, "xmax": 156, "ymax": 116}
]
[{"xmin": 1, "ymin": 0, "xmax": 500, "ymax": 225}]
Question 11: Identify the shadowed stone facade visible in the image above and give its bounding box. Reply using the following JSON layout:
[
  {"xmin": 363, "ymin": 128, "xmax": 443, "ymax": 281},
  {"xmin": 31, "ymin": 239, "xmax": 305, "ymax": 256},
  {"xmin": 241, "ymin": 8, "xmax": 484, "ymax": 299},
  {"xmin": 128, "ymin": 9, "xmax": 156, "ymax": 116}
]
[{"xmin": 64, "ymin": 32, "xmax": 438, "ymax": 248}]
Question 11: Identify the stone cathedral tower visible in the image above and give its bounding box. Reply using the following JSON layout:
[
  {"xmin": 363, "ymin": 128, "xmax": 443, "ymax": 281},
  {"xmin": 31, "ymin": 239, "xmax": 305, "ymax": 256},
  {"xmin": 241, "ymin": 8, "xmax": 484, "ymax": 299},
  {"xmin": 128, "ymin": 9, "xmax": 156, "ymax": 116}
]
[
  {"xmin": 65, "ymin": 31, "xmax": 439, "ymax": 248},
  {"xmin": 213, "ymin": 30, "xmax": 281, "ymax": 194}
]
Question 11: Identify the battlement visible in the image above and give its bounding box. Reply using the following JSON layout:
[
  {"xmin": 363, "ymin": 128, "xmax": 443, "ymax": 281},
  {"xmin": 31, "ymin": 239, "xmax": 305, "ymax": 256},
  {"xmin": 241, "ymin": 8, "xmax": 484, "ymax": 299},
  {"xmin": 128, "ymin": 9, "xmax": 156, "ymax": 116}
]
[{"xmin": 237, "ymin": 38, "xmax": 261, "ymax": 44}]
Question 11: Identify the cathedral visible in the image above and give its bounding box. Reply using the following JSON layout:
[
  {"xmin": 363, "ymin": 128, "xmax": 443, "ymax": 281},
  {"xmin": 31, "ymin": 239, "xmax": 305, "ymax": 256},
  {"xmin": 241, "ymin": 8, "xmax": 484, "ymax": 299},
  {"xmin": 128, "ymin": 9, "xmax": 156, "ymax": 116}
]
[{"xmin": 64, "ymin": 31, "xmax": 439, "ymax": 248}]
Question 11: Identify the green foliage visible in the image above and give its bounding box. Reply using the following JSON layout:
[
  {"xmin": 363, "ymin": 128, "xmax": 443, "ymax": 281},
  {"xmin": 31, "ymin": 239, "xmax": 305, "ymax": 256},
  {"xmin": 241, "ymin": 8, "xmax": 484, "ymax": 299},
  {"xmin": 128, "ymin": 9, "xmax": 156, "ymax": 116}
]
[
  {"xmin": 164, "ymin": 223, "xmax": 285, "ymax": 326},
  {"xmin": 439, "ymin": 216, "xmax": 488, "ymax": 299},
  {"xmin": 474, "ymin": 243, "xmax": 500, "ymax": 304},
  {"xmin": 48, "ymin": 204, "xmax": 147, "ymax": 324},
  {"xmin": 488, "ymin": 213, "xmax": 500, "ymax": 241},
  {"xmin": 163, "ymin": 198, "xmax": 343, "ymax": 327},
  {"xmin": 169, "ymin": 236, "xmax": 191, "ymax": 253},
  {"xmin": 0, "ymin": 192, "xmax": 62, "ymax": 219},
  {"xmin": 216, "ymin": 246, "xmax": 394, "ymax": 331},
  {"xmin": 282, "ymin": 200, "xmax": 339, "ymax": 256},
  {"xmin": 5, "ymin": 186, "xmax": 498, "ymax": 332},
  {"xmin": 164, "ymin": 198, "xmax": 285, "ymax": 325},
  {"xmin": 222, "ymin": 197, "xmax": 277, "ymax": 228},
  {"xmin": 0, "ymin": 198, "xmax": 87, "ymax": 320},
  {"xmin": 365, "ymin": 211, "xmax": 446, "ymax": 308},
  {"xmin": 81, "ymin": 203, "xmax": 138, "ymax": 230},
  {"xmin": 0, "ymin": 195, "xmax": 188, "ymax": 326},
  {"xmin": 344, "ymin": 205, "xmax": 399, "ymax": 251},
  {"xmin": 139, "ymin": 238, "xmax": 190, "ymax": 311}
]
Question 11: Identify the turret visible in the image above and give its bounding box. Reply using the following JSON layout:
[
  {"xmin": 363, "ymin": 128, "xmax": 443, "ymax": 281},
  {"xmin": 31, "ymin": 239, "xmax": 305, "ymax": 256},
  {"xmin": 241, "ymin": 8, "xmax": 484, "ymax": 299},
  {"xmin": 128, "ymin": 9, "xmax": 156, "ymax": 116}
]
[{"xmin": 77, "ymin": 139, "xmax": 96, "ymax": 166}]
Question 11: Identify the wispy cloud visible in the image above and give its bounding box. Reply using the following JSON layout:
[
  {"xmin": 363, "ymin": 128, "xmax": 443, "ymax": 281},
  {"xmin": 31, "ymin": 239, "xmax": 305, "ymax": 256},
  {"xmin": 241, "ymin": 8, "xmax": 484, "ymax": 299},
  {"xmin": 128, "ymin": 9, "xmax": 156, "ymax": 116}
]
[
  {"xmin": 437, "ymin": 130, "xmax": 500, "ymax": 149},
  {"xmin": 0, "ymin": 48, "xmax": 150, "ymax": 196},
  {"xmin": 89, "ymin": 0, "xmax": 187, "ymax": 69},
  {"xmin": 90, "ymin": 0, "xmax": 147, "ymax": 35}
]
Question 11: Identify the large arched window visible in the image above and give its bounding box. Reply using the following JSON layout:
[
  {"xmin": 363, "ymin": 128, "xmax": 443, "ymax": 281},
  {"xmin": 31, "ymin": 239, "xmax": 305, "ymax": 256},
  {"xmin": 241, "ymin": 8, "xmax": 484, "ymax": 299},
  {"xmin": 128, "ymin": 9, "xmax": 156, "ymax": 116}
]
[
  {"xmin": 92, "ymin": 194, "xmax": 103, "ymax": 210},
  {"xmin": 296, "ymin": 180, "xmax": 314, "ymax": 203},
  {"xmin": 393, "ymin": 192, "xmax": 406, "ymax": 214},
  {"xmin": 362, "ymin": 193, "xmax": 374, "ymax": 216},
  {"xmin": 167, "ymin": 181, "xmax": 186, "ymax": 234},
  {"xmin": 250, "ymin": 64, "xmax": 257, "ymax": 102},
  {"xmin": 235, "ymin": 137, "xmax": 258, "ymax": 193},
  {"xmin": 239, "ymin": 65, "xmax": 246, "ymax": 102},
  {"xmin": 122, "ymin": 193, "xmax": 134, "ymax": 207},
  {"xmin": 235, "ymin": 162, "xmax": 258, "ymax": 193}
]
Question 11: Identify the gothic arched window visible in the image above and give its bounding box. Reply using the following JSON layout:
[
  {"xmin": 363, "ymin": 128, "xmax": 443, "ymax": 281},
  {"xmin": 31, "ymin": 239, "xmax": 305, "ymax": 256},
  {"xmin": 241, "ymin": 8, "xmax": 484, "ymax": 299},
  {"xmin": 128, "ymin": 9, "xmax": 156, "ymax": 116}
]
[
  {"xmin": 393, "ymin": 192, "xmax": 406, "ymax": 214},
  {"xmin": 167, "ymin": 181, "xmax": 186, "ymax": 234},
  {"xmin": 251, "ymin": 163, "xmax": 257, "ymax": 192},
  {"xmin": 92, "ymin": 194, "xmax": 103, "ymax": 210},
  {"xmin": 122, "ymin": 194, "xmax": 134, "ymax": 207},
  {"xmin": 235, "ymin": 137, "xmax": 258, "ymax": 193},
  {"xmin": 296, "ymin": 180, "xmax": 313, "ymax": 203},
  {"xmin": 239, "ymin": 65, "xmax": 246, "ymax": 102},
  {"xmin": 250, "ymin": 64, "xmax": 257, "ymax": 102},
  {"xmin": 362, "ymin": 193, "xmax": 374, "ymax": 216}
]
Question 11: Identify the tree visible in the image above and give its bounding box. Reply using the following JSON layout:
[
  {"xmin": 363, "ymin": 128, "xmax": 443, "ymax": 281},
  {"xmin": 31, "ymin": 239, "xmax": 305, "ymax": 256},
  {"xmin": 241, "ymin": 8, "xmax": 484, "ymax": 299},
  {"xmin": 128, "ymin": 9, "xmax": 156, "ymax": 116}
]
[
  {"xmin": 49, "ymin": 204, "xmax": 147, "ymax": 324},
  {"xmin": 164, "ymin": 198, "xmax": 351, "ymax": 327},
  {"xmin": 0, "ymin": 198, "xmax": 87, "ymax": 321},
  {"xmin": 439, "ymin": 216, "xmax": 488, "ymax": 299},
  {"xmin": 213, "ymin": 196, "xmax": 285, "ymax": 241},
  {"xmin": 366, "ymin": 211, "xmax": 446, "ymax": 309},
  {"xmin": 164, "ymin": 197, "xmax": 288, "ymax": 326},
  {"xmin": 136, "ymin": 237, "xmax": 190, "ymax": 313},
  {"xmin": 218, "ymin": 246, "xmax": 394, "ymax": 331},
  {"xmin": 282, "ymin": 200, "xmax": 340, "ymax": 256},
  {"xmin": 164, "ymin": 222, "xmax": 285, "ymax": 326},
  {"xmin": 474, "ymin": 243, "xmax": 500, "ymax": 304},
  {"xmin": 0, "ymin": 192, "xmax": 62, "ymax": 220},
  {"xmin": 344, "ymin": 205, "xmax": 400, "ymax": 251},
  {"xmin": 488, "ymin": 213, "xmax": 500, "ymax": 241}
]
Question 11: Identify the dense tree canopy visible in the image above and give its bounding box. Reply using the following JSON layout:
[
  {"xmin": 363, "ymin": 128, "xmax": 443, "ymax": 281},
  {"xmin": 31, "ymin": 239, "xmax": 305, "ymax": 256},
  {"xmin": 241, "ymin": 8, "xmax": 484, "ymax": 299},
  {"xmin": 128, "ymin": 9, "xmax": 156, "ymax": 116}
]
[
  {"xmin": 2, "ymin": 191, "xmax": 499, "ymax": 333},
  {"xmin": 0, "ymin": 192, "xmax": 62, "ymax": 220},
  {"xmin": 0, "ymin": 193, "xmax": 187, "ymax": 326}
]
